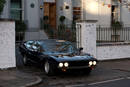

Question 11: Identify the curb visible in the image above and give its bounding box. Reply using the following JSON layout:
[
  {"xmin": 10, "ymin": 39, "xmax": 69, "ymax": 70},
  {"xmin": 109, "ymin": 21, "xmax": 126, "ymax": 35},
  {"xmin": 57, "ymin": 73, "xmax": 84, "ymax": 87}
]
[
  {"xmin": 98, "ymin": 58, "xmax": 130, "ymax": 62},
  {"xmin": 21, "ymin": 76, "xmax": 42, "ymax": 87}
]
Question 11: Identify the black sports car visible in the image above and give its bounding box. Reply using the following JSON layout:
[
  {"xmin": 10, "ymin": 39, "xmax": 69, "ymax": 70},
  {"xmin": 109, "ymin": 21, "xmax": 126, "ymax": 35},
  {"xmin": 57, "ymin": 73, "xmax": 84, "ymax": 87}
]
[{"xmin": 19, "ymin": 39, "xmax": 97, "ymax": 75}]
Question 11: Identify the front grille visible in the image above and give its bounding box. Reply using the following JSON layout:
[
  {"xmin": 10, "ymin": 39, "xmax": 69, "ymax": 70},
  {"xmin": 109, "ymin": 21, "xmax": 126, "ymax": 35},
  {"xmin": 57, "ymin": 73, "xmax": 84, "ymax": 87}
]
[{"xmin": 69, "ymin": 61, "xmax": 89, "ymax": 67}]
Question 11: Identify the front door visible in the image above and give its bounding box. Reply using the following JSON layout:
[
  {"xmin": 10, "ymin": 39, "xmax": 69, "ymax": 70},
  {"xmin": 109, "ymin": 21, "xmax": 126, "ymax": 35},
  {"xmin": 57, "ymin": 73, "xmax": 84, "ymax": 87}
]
[{"xmin": 44, "ymin": 2, "xmax": 56, "ymax": 29}]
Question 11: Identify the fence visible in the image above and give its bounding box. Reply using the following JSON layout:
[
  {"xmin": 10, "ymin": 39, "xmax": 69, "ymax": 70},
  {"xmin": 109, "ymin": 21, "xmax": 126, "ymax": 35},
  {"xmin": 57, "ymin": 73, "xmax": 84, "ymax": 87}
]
[
  {"xmin": 97, "ymin": 27, "xmax": 130, "ymax": 43},
  {"xmin": 16, "ymin": 24, "xmax": 76, "ymax": 43},
  {"xmin": 44, "ymin": 24, "xmax": 76, "ymax": 42},
  {"xmin": 16, "ymin": 32, "xmax": 25, "ymax": 43}
]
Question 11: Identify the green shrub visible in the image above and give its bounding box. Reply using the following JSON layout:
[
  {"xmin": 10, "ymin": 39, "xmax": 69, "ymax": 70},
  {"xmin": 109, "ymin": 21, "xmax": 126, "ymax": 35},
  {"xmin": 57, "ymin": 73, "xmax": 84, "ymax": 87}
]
[
  {"xmin": 0, "ymin": 0, "xmax": 6, "ymax": 14},
  {"xmin": 59, "ymin": 16, "xmax": 65, "ymax": 24},
  {"xmin": 15, "ymin": 21, "xmax": 27, "ymax": 32},
  {"xmin": 15, "ymin": 21, "xmax": 27, "ymax": 41},
  {"xmin": 112, "ymin": 21, "xmax": 122, "ymax": 28}
]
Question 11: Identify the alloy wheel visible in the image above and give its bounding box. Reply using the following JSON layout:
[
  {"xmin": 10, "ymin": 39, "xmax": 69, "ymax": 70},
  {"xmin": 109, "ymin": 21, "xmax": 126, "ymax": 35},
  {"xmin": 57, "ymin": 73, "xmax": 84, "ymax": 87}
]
[{"xmin": 44, "ymin": 61, "xmax": 50, "ymax": 74}]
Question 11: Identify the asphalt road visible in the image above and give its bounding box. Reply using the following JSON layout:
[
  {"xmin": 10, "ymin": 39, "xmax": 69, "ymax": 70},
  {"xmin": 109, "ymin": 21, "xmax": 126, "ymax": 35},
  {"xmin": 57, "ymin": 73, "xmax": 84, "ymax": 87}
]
[
  {"xmin": 16, "ymin": 45, "xmax": 130, "ymax": 87},
  {"xmin": 72, "ymin": 77, "xmax": 130, "ymax": 87},
  {"xmin": 65, "ymin": 78, "xmax": 130, "ymax": 87},
  {"xmin": 88, "ymin": 78, "xmax": 130, "ymax": 87}
]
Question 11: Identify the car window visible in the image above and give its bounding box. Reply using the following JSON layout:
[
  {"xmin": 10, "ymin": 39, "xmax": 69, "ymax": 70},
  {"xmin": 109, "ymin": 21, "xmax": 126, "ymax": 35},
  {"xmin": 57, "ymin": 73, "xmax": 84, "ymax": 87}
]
[
  {"xmin": 39, "ymin": 40, "xmax": 76, "ymax": 53},
  {"xmin": 24, "ymin": 41, "xmax": 34, "ymax": 50},
  {"xmin": 24, "ymin": 41, "xmax": 42, "ymax": 52}
]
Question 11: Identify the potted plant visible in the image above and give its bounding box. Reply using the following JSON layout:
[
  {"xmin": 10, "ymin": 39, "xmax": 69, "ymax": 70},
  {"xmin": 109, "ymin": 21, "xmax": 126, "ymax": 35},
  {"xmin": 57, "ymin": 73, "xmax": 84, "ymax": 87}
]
[
  {"xmin": 58, "ymin": 16, "xmax": 66, "ymax": 39},
  {"xmin": 111, "ymin": 21, "xmax": 122, "ymax": 42}
]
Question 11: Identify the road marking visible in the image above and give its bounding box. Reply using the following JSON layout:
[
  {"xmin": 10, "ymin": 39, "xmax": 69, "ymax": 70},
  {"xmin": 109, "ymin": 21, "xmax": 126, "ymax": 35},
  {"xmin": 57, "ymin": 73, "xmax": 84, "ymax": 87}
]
[
  {"xmin": 65, "ymin": 84, "xmax": 85, "ymax": 87},
  {"xmin": 88, "ymin": 78, "xmax": 124, "ymax": 86},
  {"xmin": 127, "ymin": 77, "xmax": 130, "ymax": 79}
]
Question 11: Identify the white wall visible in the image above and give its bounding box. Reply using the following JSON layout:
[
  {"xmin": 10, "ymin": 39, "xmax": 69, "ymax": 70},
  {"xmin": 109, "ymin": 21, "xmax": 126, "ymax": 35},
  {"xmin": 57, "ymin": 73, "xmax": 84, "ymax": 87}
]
[
  {"xmin": 82, "ymin": 0, "xmax": 98, "ymax": 20},
  {"xmin": 77, "ymin": 21, "xmax": 130, "ymax": 60},
  {"xmin": 121, "ymin": 6, "xmax": 130, "ymax": 27},
  {"xmin": 24, "ymin": 0, "xmax": 40, "ymax": 31},
  {"xmin": 56, "ymin": 0, "xmax": 64, "ymax": 26},
  {"xmin": 98, "ymin": 0, "xmax": 111, "ymax": 27},
  {"xmin": 72, "ymin": 0, "xmax": 81, "ymax": 7},
  {"xmin": 76, "ymin": 21, "xmax": 97, "ymax": 57},
  {"xmin": 97, "ymin": 45, "xmax": 130, "ymax": 60},
  {"xmin": 56, "ymin": 0, "xmax": 73, "ymax": 26},
  {"xmin": 0, "ymin": 21, "xmax": 16, "ymax": 69},
  {"xmin": 82, "ymin": 0, "xmax": 111, "ymax": 27}
]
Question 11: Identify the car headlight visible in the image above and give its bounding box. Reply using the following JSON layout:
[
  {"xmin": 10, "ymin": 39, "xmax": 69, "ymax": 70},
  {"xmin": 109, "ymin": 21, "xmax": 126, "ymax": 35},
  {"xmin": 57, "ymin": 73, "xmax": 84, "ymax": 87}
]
[
  {"xmin": 59, "ymin": 63, "xmax": 63, "ymax": 67},
  {"xmin": 64, "ymin": 62, "xmax": 69, "ymax": 67},
  {"xmin": 93, "ymin": 61, "xmax": 97, "ymax": 65},
  {"xmin": 89, "ymin": 61, "xmax": 93, "ymax": 66}
]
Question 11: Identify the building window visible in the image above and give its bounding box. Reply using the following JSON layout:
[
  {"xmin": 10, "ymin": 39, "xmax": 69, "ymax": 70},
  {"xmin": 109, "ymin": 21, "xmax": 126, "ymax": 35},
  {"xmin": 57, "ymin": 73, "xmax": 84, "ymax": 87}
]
[
  {"xmin": 65, "ymin": 6, "xmax": 69, "ymax": 9},
  {"xmin": 73, "ymin": 7, "xmax": 81, "ymax": 22},
  {"xmin": 111, "ymin": 5, "xmax": 118, "ymax": 23},
  {"xmin": 10, "ymin": 0, "xmax": 22, "ymax": 20}
]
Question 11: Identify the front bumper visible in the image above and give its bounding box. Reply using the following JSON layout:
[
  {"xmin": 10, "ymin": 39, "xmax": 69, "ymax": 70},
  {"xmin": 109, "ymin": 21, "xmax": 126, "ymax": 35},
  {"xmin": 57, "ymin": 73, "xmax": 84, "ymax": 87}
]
[{"xmin": 58, "ymin": 65, "xmax": 96, "ymax": 71}]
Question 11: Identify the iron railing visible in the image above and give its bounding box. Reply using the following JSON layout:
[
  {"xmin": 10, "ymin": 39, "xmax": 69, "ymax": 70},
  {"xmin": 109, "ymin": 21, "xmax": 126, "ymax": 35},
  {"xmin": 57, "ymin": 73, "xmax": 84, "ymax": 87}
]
[
  {"xmin": 16, "ymin": 32, "xmax": 25, "ymax": 43},
  {"xmin": 16, "ymin": 24, "xmax": 76, "ymax": 43},
  {"xmin": 97, "ymin": 27, "xmax": 130, "ymax": 43},
  {"xmin": 43, "ymin": 24, "xmax": 76, "ymax": 42}
]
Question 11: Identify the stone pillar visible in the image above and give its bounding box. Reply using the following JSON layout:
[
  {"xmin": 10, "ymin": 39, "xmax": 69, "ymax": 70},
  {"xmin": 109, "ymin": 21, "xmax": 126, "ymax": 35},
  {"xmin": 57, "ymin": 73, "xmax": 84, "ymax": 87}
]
[
  {"xmin": 76, "ymin": 20, "xmax": 97, "ymax": 57},
  {"xmin": 56, "ymin": 0, "xmax": 73, "ymax": 26},
  {"xmin": 0, "ymin": 20, "xmax": 16, "ymax": 69},
  {"xmin": 24, "ymin": 0, "xmax": 40, "ymax": 31}
]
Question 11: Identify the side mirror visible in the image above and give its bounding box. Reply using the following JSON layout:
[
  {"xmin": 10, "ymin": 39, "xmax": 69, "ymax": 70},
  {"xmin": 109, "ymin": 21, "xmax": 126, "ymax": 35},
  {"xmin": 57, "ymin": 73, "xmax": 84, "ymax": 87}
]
[
  {"xmin": 79, "ymin": 47, "xmax": 83, "ymax": 52},
  {"xmin": 77, "ymin": 47, "xmax": 83, "ymax": 55}
]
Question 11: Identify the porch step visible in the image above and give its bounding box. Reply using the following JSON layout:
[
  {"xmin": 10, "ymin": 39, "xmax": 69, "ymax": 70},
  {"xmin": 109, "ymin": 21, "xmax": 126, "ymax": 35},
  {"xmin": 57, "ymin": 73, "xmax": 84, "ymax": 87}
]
[{"xmin": 24, "ymin": 30, "xmax": 48, "ymax": 41}]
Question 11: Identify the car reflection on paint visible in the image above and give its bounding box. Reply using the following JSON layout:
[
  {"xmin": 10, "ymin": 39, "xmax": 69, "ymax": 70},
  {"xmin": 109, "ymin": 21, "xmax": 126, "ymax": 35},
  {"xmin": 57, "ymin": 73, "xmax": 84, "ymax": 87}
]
[{"xmin": 19, "ymin": 39, "xmax": 97, "ymax": 76}]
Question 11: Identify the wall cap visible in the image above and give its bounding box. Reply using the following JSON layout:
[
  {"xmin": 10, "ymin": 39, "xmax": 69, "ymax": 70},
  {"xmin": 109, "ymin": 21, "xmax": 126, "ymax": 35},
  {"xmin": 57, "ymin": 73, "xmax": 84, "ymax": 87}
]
[
  {"xmin": 76, "ymin": 20, "xmax": 98, "ymax": 23},
  {"xmin": 0, "ymin": 19, "xmax": 15, "ymax": 22}
]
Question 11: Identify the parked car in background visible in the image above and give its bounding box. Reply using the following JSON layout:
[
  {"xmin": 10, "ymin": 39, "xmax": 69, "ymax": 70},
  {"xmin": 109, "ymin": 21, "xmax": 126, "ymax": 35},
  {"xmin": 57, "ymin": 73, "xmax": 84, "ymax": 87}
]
[{"xmin": 19, "ymin": 39, "xmax": 97, "ymax": 75}]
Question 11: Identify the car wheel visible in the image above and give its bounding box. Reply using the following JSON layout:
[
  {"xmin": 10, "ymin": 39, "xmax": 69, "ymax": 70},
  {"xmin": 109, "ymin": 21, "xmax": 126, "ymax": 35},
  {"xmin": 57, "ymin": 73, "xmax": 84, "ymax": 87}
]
[
  {"xmin": 84, "ymin": 68, "xmax": 92, "ymax": 75},
  {"xmin": 44, "ymin": 60, "xmax": 54, "ymax": 76},
  {"xmin": 23, "ymin": 55, "xmax": 28, "ymax": 65}
]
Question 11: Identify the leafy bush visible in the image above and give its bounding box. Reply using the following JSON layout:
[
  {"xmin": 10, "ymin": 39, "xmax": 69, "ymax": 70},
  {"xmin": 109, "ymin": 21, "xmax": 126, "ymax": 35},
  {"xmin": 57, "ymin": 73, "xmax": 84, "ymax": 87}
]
[
  {"xmin": 112, "ymin": 21, "xmax": 122, "ymax": 28},
  {"xmin": 15, "ymin": 21, "xmax": 27, "ymax": 41},
  {"xmin": 0, "ymin": 0, "xmax": 6, "ymax": 14},
  {"xmin": 59, "ymin": 16, "xmax": 65, "ymax": 24},
  {"xmin": 15, "ymin": 21, "xmax": 27, "ymax": 32}
]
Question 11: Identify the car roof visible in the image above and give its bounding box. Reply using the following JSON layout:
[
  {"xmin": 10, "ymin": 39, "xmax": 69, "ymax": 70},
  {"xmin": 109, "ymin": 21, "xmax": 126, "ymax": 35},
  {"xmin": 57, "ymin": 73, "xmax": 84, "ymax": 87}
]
[{"xmin": 25, "ymin": 39, "xmax": 67, "ymax": 43}]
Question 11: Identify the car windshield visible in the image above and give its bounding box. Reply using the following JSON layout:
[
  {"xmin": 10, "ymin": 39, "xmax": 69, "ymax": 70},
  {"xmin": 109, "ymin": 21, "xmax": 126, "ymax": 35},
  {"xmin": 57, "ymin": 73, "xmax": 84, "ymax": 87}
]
[{"xmin": 40, "ymin": 40, "xmax": 77, "ymax": 54}]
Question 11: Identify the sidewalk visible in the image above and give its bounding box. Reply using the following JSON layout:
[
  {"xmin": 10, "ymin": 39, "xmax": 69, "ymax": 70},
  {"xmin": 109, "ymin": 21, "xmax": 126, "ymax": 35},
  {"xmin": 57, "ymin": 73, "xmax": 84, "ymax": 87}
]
[
  {"xmin": 99, "ymin": 59, "xmax": 130, "ymax": 72},
  {"xmin": 0, "ymin": 68, "xmax": 42, "ymax": 87}
]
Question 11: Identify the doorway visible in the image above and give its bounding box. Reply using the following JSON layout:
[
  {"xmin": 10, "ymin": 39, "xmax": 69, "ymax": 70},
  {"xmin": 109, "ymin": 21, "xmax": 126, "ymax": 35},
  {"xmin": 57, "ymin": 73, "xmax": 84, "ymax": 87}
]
[{"xmin": 44, "ymin": 2, "xmax": 56, "ymax": 29}]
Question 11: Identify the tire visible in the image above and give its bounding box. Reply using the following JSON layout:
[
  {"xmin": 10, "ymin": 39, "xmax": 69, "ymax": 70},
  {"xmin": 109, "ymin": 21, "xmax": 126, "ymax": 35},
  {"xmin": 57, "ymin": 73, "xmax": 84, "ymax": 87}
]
[
  {"xmin": 44, "ymin": 60, "xmax": 55, "ymax": 76},
  {"xmin": 83, "ymin": 68, "xmax": 92, "ymax": 75},
  {"xmin": 22, "ymin": 55, "xmax": 28, "ymax": 66}
]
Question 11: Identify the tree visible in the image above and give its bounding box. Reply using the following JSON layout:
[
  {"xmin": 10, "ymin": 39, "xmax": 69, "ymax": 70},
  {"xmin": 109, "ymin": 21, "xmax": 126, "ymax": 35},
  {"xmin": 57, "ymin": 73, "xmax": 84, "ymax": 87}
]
[{"xmin": 0, "ymin": 0, "xmax": 6, "ymax": 14}]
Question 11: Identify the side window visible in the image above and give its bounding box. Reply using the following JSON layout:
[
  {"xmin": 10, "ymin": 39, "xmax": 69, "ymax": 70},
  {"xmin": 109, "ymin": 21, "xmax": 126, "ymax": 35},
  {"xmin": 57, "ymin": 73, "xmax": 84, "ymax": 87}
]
[
  {"xmin": 24, "ymin": 41, "xmax": 34, "ymax": 51},
  {"xmin": 25, "ymin": 41, "xmax": 43, "ymax": 52}
]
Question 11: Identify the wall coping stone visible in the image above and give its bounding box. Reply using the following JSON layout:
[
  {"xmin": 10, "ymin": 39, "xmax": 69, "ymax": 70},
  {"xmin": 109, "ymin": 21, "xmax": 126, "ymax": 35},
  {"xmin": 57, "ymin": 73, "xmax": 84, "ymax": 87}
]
[
  {"xmin": 97, "ymin": 42, "xmax": 130, "ymax": 46},
  {"xmin": 76, "ymin": 20, "xmax": 98, "ymax": 23},
  {"xmin": 0, "ymin": 19, "xmax": 14, "ymax": 22}
]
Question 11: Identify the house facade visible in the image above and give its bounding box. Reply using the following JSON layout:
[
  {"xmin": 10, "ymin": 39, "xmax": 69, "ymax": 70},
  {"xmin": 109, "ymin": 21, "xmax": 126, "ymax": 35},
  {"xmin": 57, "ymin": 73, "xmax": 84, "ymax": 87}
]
[
  {"xmin": 46, "ymin": 0, "xmax": 130, "ymax": 28},
  {"xmin": 0, "ymin": 0, "xmax": 44, "ymax": 31},
  {"xmin": 82, "ymin": 0, "xmax": 130, "ymax": 27},
  {"xmin": 1, "ymin": 0, "xmax": 130, "ymax": 31}
]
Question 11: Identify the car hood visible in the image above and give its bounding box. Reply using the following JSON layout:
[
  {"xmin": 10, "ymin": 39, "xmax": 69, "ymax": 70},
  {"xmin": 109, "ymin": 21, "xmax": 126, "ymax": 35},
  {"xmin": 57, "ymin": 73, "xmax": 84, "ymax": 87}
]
[
  {"xmin": 43, "ymin": 52, "xmax": 96, "ymax": 62},
  {"xmin": 52, "ymin": 55, "xmax": 95, "ymax": 62}
]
